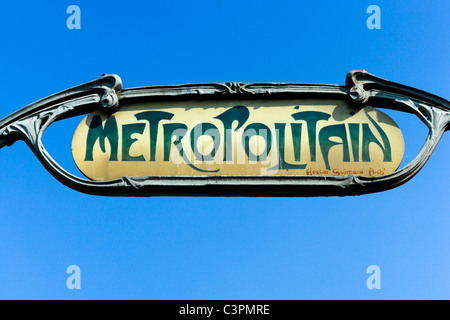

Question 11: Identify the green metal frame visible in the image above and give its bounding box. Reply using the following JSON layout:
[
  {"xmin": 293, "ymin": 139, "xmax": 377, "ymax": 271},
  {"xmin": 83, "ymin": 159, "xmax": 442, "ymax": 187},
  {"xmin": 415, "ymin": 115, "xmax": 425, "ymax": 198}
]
[{"xmin": 0, "ymin": 70, "xmax": 448, "ymax": 197}]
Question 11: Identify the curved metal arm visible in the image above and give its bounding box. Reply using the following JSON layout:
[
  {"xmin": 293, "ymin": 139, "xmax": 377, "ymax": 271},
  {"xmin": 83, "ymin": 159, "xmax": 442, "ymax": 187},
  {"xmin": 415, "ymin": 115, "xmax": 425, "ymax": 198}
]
[
  {"xmin": 0, "ymin": 74, "xmax": 125, "ymax": 195},
  {"xmin": 345, "ymin": 70, "xmax": 450, "ymax": 194},
  {"xmin": 0, "ymin": 71, "xmax": 448, "ymax": 197},
  {"xmin": 0, "ymin": 74, "xmax": 122, "ymax": 148}
]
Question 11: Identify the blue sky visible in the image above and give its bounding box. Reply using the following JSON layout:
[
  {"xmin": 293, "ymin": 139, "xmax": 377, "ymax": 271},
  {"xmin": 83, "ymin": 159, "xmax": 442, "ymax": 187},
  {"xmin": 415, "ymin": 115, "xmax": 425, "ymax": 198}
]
[{"xmin": 0, "ymin": 0, "xmax": 448, "ymax": 299}]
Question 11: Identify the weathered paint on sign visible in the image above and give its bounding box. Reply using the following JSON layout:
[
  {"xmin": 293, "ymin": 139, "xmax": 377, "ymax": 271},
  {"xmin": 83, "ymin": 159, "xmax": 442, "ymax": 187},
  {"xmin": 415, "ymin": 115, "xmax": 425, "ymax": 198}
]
[{"xmin": 71, "ymin": 99, "xmax": 404, "ymax": 181}]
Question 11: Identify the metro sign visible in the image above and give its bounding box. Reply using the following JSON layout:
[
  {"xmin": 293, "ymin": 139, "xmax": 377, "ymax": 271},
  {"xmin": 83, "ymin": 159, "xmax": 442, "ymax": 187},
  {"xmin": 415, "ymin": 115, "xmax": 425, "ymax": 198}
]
[
  {"xmin": 0, "ymin": 70, "xmax": 448, "ymax": 197},
  {"xmin": 72, "ymin": 101, "xmax": 403, "ymax": 181}
]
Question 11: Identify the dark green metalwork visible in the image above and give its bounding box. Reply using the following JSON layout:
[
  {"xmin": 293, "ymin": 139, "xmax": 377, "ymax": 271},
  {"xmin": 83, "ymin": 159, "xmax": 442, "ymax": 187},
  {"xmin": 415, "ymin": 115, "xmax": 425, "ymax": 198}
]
[{"xmin": 0, "ymin": 71, "xmax": 448, "ymax": 197}]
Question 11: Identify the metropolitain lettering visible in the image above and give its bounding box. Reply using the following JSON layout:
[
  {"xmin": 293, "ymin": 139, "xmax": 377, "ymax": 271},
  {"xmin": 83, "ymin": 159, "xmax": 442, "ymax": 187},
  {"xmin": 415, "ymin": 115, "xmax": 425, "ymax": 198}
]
[{"xmin": 81, "ymin": 105, "xmax": 393, "ymax": 174}]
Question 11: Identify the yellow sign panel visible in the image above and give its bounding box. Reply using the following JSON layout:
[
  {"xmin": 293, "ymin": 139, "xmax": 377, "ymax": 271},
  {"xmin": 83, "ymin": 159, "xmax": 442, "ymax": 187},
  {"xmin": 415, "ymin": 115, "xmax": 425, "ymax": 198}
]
[{"xmin": 71, "ymin": 99, "xmax": 404, "ymax": 181}]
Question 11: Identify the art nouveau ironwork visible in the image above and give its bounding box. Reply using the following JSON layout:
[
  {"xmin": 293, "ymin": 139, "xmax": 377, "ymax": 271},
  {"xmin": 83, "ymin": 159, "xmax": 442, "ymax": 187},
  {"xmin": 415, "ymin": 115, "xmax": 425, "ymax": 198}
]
[{"xmin": 0, "ymin": 71, "xmax": 448, "ymax": 196}]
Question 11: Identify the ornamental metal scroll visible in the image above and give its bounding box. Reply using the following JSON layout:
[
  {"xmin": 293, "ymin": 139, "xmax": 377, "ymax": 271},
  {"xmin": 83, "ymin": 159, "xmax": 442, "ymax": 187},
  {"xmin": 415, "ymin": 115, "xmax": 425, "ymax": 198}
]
[{"xmin": 0, "ymin": 70, "xmax": 448, "ymax": 197}]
